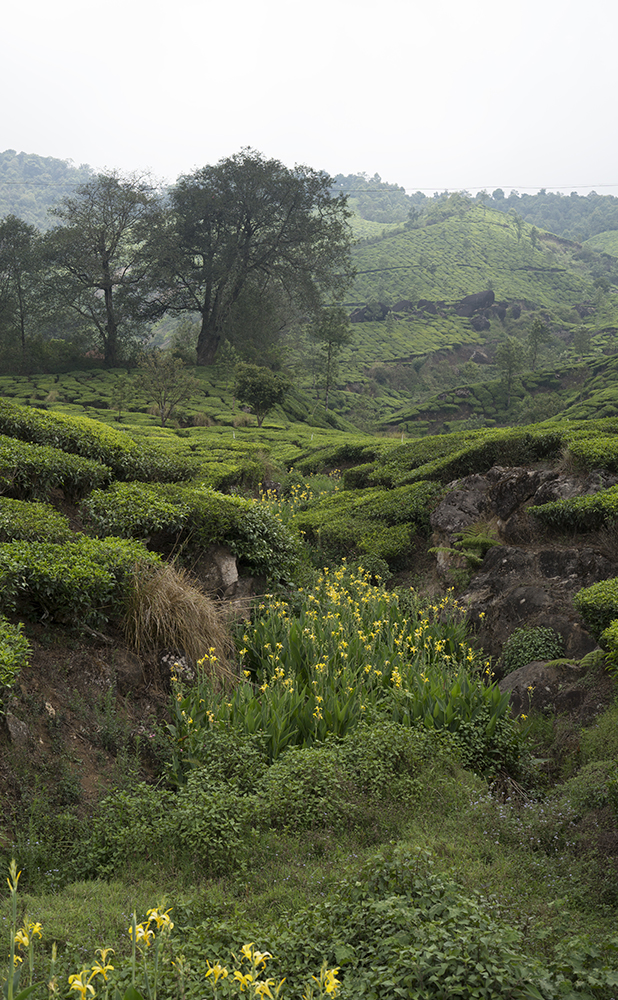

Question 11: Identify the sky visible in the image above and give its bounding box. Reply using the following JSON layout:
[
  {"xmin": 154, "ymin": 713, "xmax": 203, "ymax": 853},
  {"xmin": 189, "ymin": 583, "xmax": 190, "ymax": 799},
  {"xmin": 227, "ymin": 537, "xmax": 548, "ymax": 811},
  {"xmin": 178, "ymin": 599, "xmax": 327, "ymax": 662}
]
[{"xmin": 3, "ymin": 0, "xmax": 617, "ymax": 196}]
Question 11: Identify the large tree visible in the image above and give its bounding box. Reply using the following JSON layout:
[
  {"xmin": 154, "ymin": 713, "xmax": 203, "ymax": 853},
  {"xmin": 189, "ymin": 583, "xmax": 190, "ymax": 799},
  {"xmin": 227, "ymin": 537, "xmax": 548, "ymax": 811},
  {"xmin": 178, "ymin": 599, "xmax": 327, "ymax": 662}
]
[
  {"xmin": 153, "ymin": 149, "xmax": 354, "ymax": 366},
  {"xmin": 0, "ymin": 215, "xmax": 43, "ymax": 356},
  {"xmin": 45, "ymin": 172, "xmax": 161, "ymax": 366}
]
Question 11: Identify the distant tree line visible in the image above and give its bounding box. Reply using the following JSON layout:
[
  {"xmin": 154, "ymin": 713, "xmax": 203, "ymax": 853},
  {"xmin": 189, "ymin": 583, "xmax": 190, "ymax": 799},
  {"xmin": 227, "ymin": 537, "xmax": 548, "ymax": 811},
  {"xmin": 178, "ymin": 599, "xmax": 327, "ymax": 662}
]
[{"xmin": 332, "ymin": 172, "xmax": 618, "ymax": 243}]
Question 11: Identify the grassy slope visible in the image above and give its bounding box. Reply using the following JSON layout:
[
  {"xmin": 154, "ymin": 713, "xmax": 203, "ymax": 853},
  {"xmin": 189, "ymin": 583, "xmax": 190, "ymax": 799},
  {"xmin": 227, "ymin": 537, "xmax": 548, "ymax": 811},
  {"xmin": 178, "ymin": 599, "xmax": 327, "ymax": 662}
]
[{"xmin": 351, "ymin": 204, "xmax": 595, "ymax": 306}]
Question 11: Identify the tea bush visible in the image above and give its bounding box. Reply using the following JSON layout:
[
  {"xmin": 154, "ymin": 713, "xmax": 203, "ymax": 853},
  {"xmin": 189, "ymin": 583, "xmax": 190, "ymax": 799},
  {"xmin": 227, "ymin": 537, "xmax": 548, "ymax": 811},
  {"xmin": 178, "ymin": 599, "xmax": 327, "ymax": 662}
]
[
  {"xmin": 291, "ymin": 481, "xmax": 442, "ymax": 565},
  {"xmin": 501, "ymin": 626, "xmax": 565, "ymax": 673},
  {"xmin": 0, "ymin": 498, "xmax": 72, "ymax": 543},
  {"xmin": 0, "ymin": 537, "xmax": 160, "ymax": 626},
  {"xmin": 0, "ymin": 434, "xmax": 111, "ymax": 501},
  {"xmin": 573, "ymin": 577, "xmax": 618, "ymax": 638},
  {"xmin": 529, "ymin": 484, "xmax": 618, "ymax": 532},
  {"xmin": 0, "ymin": 617, "xmax": 30, "ymax": 690},
  {"xmin": 0, "ymin": 398, "xmax": 195, "ymax": 482},
  {"xmin": 82, "ymin": 482, "xmax": 300, "ymax": 580}
]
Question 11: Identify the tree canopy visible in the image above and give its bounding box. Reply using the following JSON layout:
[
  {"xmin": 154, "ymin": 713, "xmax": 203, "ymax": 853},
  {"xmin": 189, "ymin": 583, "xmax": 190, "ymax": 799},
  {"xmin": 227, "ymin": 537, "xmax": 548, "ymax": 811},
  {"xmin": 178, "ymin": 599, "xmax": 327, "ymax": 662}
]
[
  {"xmin": 152, "ymin": 149, "xmax": 355, "ymax": 365},
  {"xmin": 234, "ymin": 362, "xmax": 291, "ymax": 426},
  {"xmin": 45, "ymin": 172, "xmax": 161, "ymax": 366}
]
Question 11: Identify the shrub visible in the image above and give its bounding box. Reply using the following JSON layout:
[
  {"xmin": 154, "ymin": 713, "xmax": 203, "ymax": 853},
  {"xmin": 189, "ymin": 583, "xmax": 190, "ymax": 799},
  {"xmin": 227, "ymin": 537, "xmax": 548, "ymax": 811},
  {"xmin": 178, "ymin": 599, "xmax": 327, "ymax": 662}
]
[
  {"xmin": 0, "ymin": 617, "xmax": 30, "ymax": 690},
  {"xmin": 574, "ymin": 577, "xmax": 618, "ymax": 638},
  {"xmin": 0, "ymin": 537, "xmax": 160, "ymax": 627},
  {"xmin": 0, "ymin": 498, "xmax": 72, "ymax": 542},
  {"xmin": 82, "ymin": 482, "xmax": 300, "ymax": 581},
  {"xmin": 292, "ymin": 480, "xmax": 442, "ymax": 565},
  {"xmin": 501, "ymin": 626, "xmax": 565, "ymax": 673},
  {"xmin": 0, "ymin": 434, "xmax": 111, "ymax": 501},
  {"xmin": 529, "ymin": 484, "xmax": 618, "ymax": 533},
  {"xmin": 0, "ymin": 398, "xmax": 195, "ymax": 482}
]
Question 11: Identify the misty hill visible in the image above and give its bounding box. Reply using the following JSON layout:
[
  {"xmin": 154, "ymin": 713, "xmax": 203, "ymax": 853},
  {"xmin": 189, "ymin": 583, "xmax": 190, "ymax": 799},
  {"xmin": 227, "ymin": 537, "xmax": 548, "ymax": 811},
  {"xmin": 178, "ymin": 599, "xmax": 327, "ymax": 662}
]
[{"xmin": 0, "ymin": 149, "xmax": 93, "ymax": 229}]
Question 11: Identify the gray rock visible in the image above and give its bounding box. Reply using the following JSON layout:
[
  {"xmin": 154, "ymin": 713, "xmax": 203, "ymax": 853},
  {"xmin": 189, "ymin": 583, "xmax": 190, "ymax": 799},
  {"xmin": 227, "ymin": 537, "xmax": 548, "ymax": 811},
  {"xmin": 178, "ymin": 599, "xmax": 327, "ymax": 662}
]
[
  {"xmin": 192, "ymin": 544, "xmax": 239, "ymax": 596},
  {"xmin": 499, "ymin": 659, "xmax": 589, "ymax": 716},
  {"xmin": 5, "ymin": 712, "xmax": 29, "ymax": 747}
]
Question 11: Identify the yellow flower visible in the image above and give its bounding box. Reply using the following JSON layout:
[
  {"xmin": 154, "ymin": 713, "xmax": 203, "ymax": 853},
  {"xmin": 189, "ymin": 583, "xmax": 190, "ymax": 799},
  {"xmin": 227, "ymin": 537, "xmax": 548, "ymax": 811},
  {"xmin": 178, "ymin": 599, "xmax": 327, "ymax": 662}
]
[
  {"xmin": 233, "ymin": 970, "xmax": 254, "ymax": 990},
  {"xmin": 253, "ymin": 980, "xmax": 278, "ymax": 998},
  {"xmin": 205, "ymin": 960, "xmax": 228, "ymax": 984},
  {"xmin": 147, "ymin": 906, "xmax": 174, "ymax": 931},
  {"xmin": 68, "ymin": 971, "xmax": 95, "ymax": 1000},
  {"xmin": 90, "ymin": 957, "xmax": 114, "ymax": 982},
  {"xmin": 129, "ymin": 923, "xmax": 154, "ymax": 947},
  {"xmin": 14, "ymin": 929, "xmax": 29, "ymax": 950}
]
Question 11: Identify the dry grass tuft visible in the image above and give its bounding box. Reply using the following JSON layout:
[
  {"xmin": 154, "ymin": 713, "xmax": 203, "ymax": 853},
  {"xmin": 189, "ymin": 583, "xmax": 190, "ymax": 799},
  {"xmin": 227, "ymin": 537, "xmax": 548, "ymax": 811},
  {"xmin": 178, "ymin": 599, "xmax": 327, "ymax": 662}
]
[{"xmin": 124, "ymin": 562, "xmax": 235, "ymax": 680}]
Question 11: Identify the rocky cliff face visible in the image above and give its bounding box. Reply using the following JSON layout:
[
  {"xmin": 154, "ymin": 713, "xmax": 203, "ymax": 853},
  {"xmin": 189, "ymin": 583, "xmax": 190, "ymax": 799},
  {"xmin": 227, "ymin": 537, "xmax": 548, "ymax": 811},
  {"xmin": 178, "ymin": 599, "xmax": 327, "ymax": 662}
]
[{"xmin": 430, "ymin": 464, "xmax": 618, "ymax": 668}]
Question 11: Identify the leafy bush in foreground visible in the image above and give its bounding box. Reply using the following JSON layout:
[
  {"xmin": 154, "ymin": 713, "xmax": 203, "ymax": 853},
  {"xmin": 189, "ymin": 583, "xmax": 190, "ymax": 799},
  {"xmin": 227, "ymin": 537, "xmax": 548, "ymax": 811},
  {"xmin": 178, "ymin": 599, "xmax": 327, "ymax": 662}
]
[
  {"xmin": 0, "ymin": 537, "xmax": 160, "ymax": 626},
  {"xmin": 82, "ymin": 482, "xmax": 300, "ymax": 580}
]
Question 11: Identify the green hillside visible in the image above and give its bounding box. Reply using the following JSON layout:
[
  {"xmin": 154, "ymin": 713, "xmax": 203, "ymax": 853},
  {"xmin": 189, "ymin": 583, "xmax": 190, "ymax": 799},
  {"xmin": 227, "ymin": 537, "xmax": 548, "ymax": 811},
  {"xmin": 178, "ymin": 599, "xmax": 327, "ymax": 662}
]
[
  {"xmin": 350, "ymin": 202, "xmax": 610, "ymax": 306},
  {"xmin": 584, "ymin": 231, "xmax": 618, "ymax": 256},
  {"xmin": 0, "ymin": 149, "xmax": 94, "ymax": 229}
]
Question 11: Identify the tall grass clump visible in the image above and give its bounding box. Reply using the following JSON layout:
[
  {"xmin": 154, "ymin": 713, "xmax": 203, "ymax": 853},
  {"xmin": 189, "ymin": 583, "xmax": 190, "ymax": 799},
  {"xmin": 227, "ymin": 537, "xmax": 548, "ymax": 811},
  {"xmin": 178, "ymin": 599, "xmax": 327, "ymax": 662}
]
[
  {"xmin": 166, "ymin": 565, "xmax": 516, "ymax": 783},
  {"xmin": 124, "ymin": 562, "xmax": 233, "ymax": 670}
]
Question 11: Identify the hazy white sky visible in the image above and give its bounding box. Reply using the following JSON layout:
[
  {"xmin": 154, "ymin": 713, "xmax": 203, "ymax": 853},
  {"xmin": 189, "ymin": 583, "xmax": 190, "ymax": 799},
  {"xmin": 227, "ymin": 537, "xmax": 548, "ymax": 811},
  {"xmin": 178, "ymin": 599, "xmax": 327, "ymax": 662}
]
[{"xmin": 3, "ymin": 0, "xmax": 617, "ymax": 195}]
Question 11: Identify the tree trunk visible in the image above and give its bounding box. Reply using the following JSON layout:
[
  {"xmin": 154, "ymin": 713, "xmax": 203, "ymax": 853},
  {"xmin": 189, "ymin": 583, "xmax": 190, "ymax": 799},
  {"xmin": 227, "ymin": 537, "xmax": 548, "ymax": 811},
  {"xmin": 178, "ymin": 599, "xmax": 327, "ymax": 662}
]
[
  {"xmin": 196, "ymin": 315, "xmax": 221, "ymax": 366},
  {"xmin": 103, "ymin": 259, "xmax": 119, "ymax": 367}
]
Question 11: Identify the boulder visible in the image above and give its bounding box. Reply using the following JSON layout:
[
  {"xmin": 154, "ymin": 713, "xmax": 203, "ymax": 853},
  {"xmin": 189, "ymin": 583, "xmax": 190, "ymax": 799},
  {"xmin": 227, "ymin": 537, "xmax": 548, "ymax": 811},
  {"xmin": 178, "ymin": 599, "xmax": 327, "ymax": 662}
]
[
  {"xmin": 455, "ymin": 290, "xmax": 495, "ymax": 317},
  {"xmin": 429, "ymin": 465, "xmax": 618, "ymax": 662},
  {"xmin": 499, "ymin": 659, "xmax": 589, "ymax": 716},
  {"xmin": 192, "ymin": 544, "xmax": 239, "ymax": 596}
]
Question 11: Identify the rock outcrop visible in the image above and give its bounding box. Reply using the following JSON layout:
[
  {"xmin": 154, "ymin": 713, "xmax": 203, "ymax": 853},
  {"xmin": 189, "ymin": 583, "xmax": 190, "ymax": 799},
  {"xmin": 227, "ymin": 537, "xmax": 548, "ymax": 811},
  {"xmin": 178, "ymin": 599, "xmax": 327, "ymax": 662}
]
[{"xmin": 430, "ymin": 465, "xmax": 618, "ymax": 666}]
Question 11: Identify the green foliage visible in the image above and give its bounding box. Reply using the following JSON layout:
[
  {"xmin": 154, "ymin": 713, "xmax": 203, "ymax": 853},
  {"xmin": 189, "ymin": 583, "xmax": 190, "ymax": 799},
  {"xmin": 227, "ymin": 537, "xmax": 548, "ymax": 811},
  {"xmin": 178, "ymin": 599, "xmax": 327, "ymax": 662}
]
[
  {"xmin": 581, "ymin": 698, "xmax": 618, "ymax": 764},
  {"xmin": 166, "ymin": 567, "xmax": 515, "ymax": 784},
  {"xmin": 0, "ymin": 618, "xmax": 30, "ymax": 691},
  {"xmin": 234, "ymin": 364, "xmax": 291, "ymax": 426},
  {"xmin": 0, "ymin": 150, "xmax": 94, "ymax": 229},
  {"xmin": 0, "ymin": 398, "xmax": 195, "ymax": 482},
  {"xmin": 502, "ymin": 627, "xmax": 565, "ymax": 673},
  {"xmin": 82, "ymin": 482, "xmax": 300, "ymax": 581},
  {"xmin": 0, "ymin": 537, "xmax": 159, "ymax": 626},
  {"xmin": 574, "ymin": 577, "xmax": 618, "ymax": 639},
  {"xmin": 0, "ymin": 434, "xmax": 110, "ymax": 501},
  {"xmin": 135, "ymin": 350, "xmax": 200, "ymax": 427},
  {"xmin": 530, "ymin": 484, "xmax": 618, "ymax": 532},
  {"xmin": 291, "ymin": 480, "xmax": 442, "ymax": 565},
  {"xmin": 0, "ymin": 498, "xmax": 72, "ymax": 542},
  {"xmin": 274, "ymin": 846, "xmax": 585, "ymax": 999}
]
